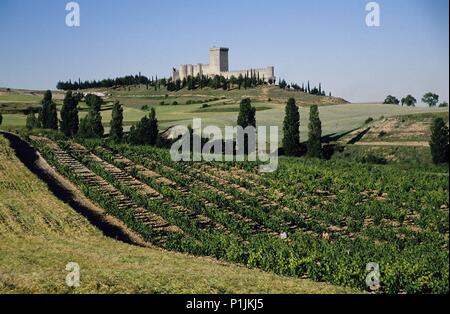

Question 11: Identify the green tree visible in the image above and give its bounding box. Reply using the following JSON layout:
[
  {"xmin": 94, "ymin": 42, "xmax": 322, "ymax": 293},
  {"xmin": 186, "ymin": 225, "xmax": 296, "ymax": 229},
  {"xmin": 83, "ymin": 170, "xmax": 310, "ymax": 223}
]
[
  {"xmin": 282, "ymin": 98, "xmax": 300, "ymax": 156},
  {"xmin": 430, "ymin": 118, "xmax": 449, "ymax": 164},
  {"xmin": 307, "ymin": 105, "xmax": 322, "ymax": 158},
  {"xmin": 39, "ymin": 90, "xmax": 58, "ymax": 129},
  {"xmin": 110, "ymin": 101, "xmax": 124, "ymax": 142},
  {"xmin": 60, "ymin": 91, "xmax": 79, "ymax": 136},
  {"xmin": 422, "ymin": 92, "xmax": 439, "ymax": 107},
  {"xmin": 81, "ymin": 94, "xmax": 104, "ymax": 138},
  {"xmin": 383, "ymin": 95, "xmax": 400, "ymax": 105},
  {"xmin": 85, "ymin": 94, "xmax": 103, "ymax": 111},
  {"xmin": 401, "ymin": 95, "xmax": 417, "ymax": 107},
  {"xmin": 148, "ymin": 108, "xmax": 159, "ymax": 146},
  {"xmin": 128, "ymin": 108, "xmax": 159, "ymax": 145},
  {"xmin": 26, "ymin": 112, "xmax": 40, "ymax": 130},
  {"xmin": 237, "ymin": 98, "xmax": 256, "ymax": 155},
  {"xmin": 237, "ymin": 98, "xmax": 256, "ymax": 128},
  {"xmin": 78, "ymin": 104, "xmax": 104, "ymax": 139},
  {"xmin": 0, "ymin": 113, "xmax": 3, "ymax": 127}
]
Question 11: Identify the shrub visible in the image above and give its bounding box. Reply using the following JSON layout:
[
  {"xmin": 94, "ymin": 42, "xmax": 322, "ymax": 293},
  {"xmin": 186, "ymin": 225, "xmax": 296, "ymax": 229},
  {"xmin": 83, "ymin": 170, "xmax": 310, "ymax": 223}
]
[
  {"xmin": 362, "ymin": 153, "xmax": 387, "ymax": 164},
  {"xmin": 365, "ymin": 117, "xmax": 374, "ymax": 124},
  {"xmin": 430, "ymin": 118, "xmax": 449, "ymax": 164}
]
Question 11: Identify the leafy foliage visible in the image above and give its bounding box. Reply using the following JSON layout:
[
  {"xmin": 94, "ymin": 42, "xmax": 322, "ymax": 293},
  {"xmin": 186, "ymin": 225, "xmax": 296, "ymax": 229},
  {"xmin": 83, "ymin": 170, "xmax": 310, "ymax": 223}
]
[
  {"xmin": 60, "ymin": 91, "xmax": 80, "ymax": 136},
  {"xmin": 422, "ymin": 92, "xmax": 439, "ymax": 108},
  {"xmin": 38, "ymin": 90, "xmax": 58, "ymax": 129},
  {"xmin": 383, "ymin": 95, "xmax": 400, "ymax": 105},
  {"xmin": 128, "ymin": 108, "xmax": 158, "ymax": 145},
  {"xmin": 401, "ymin": 95, "xmax": 417, "ymax": 107},
  {"xmin": 430, "ymin": 118, "xmax": 449, "ymax": 164},
  {"xmin": 26, "ymin": 112, "xmax": 40, "ymax": 130},
  {"xmin": 78, "ymin": 94, "xmax": 104, "ymax": 139}
]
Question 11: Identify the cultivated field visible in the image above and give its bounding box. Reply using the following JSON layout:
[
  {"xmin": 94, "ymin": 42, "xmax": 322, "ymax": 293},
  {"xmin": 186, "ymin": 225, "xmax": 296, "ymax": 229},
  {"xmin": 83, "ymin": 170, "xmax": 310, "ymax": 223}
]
[
  {"xmin": 1, "ymin": 87, "xmax": 448, "ymax": 137},
  {"xmin": 1, "ymin": 87, "xmax": 448, "ymax": 294},
  {"xmin": 0, "ymin": 134, "xmax": 355, "ymax": 294},
  {"xmin": 24, "ymin": 131, "xmax": 449, "ymax": 293}
]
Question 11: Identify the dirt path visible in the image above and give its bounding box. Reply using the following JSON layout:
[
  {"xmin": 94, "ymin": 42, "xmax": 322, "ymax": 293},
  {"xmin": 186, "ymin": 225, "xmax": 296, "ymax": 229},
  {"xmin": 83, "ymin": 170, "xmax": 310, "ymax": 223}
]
[{"xmin": 0, "ymin": 131, "xmax": 152, "ymax": 248}]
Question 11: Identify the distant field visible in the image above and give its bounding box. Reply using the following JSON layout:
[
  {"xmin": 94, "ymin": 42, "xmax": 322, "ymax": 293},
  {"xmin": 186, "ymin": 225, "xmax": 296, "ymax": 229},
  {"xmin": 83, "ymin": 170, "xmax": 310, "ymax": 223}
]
[
  {"xmin": 1, "ymin": 87, "xmax": 448, "ymax": 139},
  {"xmin": 0, "ymin": 134, "xmax": 354, "ymax": 294}
]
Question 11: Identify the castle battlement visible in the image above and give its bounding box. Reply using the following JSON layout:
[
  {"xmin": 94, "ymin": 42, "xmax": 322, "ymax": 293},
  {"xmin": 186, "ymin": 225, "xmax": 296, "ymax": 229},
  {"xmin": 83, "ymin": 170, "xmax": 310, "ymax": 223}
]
[{"xmin": 172, "ymin": 48, "xmax": 275, "ymax": 82}]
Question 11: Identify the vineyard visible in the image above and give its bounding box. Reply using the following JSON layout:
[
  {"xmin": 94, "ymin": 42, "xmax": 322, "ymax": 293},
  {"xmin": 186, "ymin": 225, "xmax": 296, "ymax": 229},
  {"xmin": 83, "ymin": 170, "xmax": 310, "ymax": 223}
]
[{"xmin": 29, "ymin": 133, "xmax": 449, "ymax": 293}]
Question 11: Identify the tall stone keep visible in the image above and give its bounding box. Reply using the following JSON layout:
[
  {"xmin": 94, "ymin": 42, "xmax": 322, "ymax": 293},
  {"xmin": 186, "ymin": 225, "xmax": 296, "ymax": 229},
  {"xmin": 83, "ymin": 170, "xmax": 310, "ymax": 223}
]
[{"xmin": 209, "ymin": 47, "xmax": 229, "ymax": 73}]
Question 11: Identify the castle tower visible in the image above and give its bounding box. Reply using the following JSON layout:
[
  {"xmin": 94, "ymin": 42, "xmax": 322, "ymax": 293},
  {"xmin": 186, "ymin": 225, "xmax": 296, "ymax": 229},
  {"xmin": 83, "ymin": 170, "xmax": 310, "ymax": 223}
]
[{"xmin": 209, "ymin": 47, "xmax": 229, "ymax": 74}]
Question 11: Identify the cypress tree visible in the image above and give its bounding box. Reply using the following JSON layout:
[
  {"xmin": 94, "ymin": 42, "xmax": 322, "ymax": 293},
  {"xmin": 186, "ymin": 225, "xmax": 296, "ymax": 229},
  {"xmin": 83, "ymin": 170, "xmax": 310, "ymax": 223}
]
[
  {"xmin": 237, "ymin": 98, "xmax": 256, "ymax": 128},
  {"xmin": 128, "ymin": 109, "xmax": 159, "ymax": 146},
  {"xmin": 237, "ymin": 98, "xmax": 256, "ymax": 155},
  {"xmin": 430, "ymin": 117, "xmax": 449, "ymax": 164},
  {"xmin": 39, "ymin": 90, "xmax": 58, "ymax": 129},
  {"xmin": 60, "ymin": 91, "xmax": 79, "ymax": 136},
  {"xmin": 0, "ymin": 113, "xmax": 3, "ymax": 127},
  {"xmin": 307, "ymin": 105, "xmax": 322, "ymax": 158},
  {"xmin": 282, "ymin": 98, "xmax": 300, "ymax": 156},
  {"xmin": 110, "ymin": 101, "xmax": 124, "ymax": 142},
  {"xmin": 81, "ymin": 94, "xmax": 104, "ymax": 138}
]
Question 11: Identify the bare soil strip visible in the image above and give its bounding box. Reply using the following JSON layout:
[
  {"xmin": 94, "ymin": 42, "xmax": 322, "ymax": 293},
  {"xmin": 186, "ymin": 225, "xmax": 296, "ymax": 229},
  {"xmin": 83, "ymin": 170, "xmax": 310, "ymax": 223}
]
[{"xmin": 30, "ymin": 136, "xmax": 182, "ymax": 244}]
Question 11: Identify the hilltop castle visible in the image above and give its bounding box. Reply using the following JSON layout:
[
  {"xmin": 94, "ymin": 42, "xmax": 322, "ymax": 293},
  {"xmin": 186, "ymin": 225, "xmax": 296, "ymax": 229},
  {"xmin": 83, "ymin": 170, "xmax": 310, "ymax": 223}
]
[{"xmin": 172, "ymin": 47, "xmax": 275, "ymax": 82}]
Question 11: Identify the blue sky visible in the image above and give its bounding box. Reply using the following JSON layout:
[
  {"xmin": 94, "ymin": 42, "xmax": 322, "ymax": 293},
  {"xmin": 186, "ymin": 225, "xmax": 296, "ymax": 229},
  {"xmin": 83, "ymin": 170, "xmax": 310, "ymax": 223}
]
[{"xmin": 0, "ymin": 0, "xmax": 448, "ymax": 104}]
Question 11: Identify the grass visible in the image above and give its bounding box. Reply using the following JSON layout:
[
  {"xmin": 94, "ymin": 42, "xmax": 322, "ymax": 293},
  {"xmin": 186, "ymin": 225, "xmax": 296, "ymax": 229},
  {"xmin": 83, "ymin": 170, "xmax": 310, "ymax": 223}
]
[
  {"xmin": 1, "ymin": 87, "xmax": 448, "ymax": 140},
  {"xmin": 0, "ymin": 134, "xmax": 356, "ymax": 294},
  {"xmin": 332, "ymin": 145, "xmax": 448, "ymax": 172}
]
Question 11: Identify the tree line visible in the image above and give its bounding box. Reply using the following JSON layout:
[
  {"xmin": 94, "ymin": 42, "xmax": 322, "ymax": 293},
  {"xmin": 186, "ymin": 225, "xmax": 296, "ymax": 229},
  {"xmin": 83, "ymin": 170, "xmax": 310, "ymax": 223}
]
[
  {"xmin": 383, "ymin": 92, "xmax": 448, "ymax": 108},
  {"xmin": 56, "ymin": 73, "xmax": 332, "ymax": 98},
  {"xmin": 24, "ymin": 89, "xmax": 448, "ymax": 165},
  {"xmin": 278, "ymin": 79, "xmax": 331, "ymax": 97},
  {"xmin": 25, "ymin": 90, "xmax": 157, "ymax": 146},
  {"xmin": 56, "ymin": 73, "xmax": 155, "ymax": 91}
]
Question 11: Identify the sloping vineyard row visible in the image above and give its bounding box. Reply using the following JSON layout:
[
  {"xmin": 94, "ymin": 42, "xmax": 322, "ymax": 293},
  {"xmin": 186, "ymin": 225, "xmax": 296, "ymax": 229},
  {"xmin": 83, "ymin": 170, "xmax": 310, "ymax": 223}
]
[{"xmin": 30, "ymin": 136, "xmax": 182, "ymax": 245}]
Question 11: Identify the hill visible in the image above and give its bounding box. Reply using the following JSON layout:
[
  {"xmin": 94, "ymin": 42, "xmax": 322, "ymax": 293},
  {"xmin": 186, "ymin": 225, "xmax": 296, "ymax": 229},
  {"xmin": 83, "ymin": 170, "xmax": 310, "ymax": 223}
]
[
  {"xmin": 1, "ymin": 87, "xmax": 448, "ymax": 140},
  {"xmin": 332, "ymin": 112, "xmax": 449, "ymax": 171}
]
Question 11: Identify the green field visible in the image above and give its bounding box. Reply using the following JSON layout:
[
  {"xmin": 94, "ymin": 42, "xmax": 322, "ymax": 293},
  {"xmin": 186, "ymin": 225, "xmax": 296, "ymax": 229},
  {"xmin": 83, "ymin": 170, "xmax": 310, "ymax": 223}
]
[{"xmin": 1, "ymin": 87, "xmax": 447, "ymax": 139}]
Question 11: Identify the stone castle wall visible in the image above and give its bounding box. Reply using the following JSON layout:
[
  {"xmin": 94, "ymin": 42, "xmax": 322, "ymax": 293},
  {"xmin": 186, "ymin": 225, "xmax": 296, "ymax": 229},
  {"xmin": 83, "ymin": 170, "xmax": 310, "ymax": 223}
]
[{"xmin": 172, "ymin": 48, "xmax": 275, "ymax": 82}]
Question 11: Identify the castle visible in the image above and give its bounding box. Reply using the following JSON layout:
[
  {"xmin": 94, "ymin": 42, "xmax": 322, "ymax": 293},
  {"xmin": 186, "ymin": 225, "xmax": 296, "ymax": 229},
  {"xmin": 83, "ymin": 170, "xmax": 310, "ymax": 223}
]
[{"xmin": 172, "ymin": 47, "xmax": 275, "ymax": 82}]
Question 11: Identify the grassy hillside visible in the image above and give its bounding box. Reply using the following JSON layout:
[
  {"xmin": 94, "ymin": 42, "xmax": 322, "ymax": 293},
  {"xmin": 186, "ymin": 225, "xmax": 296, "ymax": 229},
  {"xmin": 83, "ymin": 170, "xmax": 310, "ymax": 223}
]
[
  {"xmin": 0, "ymin": 134, "xmax": 355, "ymax": 294},
  {"xmin": 332, "ymin": 112, "xmax": 450, "ymax": 171},
  {"xmin": 1, "ymin": 87, "xmax": 448, "ymax": 141}
]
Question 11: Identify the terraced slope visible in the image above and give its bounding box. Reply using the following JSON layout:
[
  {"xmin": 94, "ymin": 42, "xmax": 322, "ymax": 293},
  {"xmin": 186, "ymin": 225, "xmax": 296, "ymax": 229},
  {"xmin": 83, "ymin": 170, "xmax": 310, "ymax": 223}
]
[
  {"xmin": 25, "ymin": 133, "xmax": 448, "ymax": 293},
  {"xmin": 0, "ymin": 134, "xmax": 356, "ymax": 294}
]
